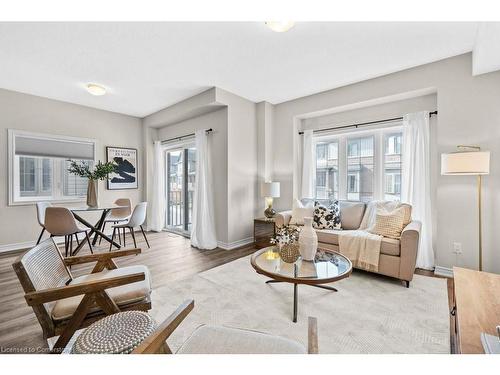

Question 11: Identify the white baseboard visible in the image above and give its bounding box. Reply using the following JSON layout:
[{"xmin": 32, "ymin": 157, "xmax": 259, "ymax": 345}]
[
  {"xmin": 434, "ymin": 266, "xmax": 454, "ymax": 278},
  {"xmin": 0, "ymin": 229, "xmax": 117, "ymax": 255},
  {"xmin": 217, "ymin": 237, "xmax": 254, "ymax": 250},
  {"xmin": 0, "ymin": 240, "xmax": 37, "ymax": 254},
  {"xmin": 0, "ymin": 235, "xmax": 82, "ymax": 254}
]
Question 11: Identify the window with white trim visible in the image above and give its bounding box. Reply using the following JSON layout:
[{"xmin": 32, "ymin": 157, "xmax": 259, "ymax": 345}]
[
  {"xmin": 313, "ymin": 125, "xmax": 403, "ymax": 202},
  {"xmin": 8, "ymin": 130, "xmax": 96, "ymax": 204}
]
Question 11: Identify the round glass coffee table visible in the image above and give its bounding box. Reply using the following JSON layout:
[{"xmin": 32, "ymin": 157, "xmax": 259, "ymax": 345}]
[{"xmin": 251, "ymin": 246, "xmax": 352, "ymax": 323}]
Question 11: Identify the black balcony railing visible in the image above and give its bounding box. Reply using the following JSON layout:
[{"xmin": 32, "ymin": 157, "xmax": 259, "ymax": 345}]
[{"xmin": 167, "ymin": 189, "xmax": 193, "ymax": 230}]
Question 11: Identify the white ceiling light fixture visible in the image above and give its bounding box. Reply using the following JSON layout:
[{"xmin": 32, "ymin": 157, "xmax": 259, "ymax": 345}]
[
  {"xmin": 86, "ymin": 83, "xmax": 106, "ymax": 96},
  {"xmin": 265, "ymin": 21, "xmax": 295, "ymax": 33}
]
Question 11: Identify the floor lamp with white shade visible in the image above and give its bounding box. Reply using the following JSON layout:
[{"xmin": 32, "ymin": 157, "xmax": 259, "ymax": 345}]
[{"xmin": 441, "ymin": 146, "xmax": 490, "ymax": 271}]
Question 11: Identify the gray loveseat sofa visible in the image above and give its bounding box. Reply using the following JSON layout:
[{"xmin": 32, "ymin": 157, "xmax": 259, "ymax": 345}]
[{"xmin": 275, "ymin": 201, "xmax": 421, "ymax": 287}]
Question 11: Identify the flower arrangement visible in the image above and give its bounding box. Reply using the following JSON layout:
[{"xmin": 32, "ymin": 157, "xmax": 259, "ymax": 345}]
[
  {"xmin": 67, "ymin": 160, "xmax": 118, "ymax": 207},
  {"xmin": 67, "ymin": 160, "xmax": 117, "ymax": 180},
  {"xmin": 270, "ymin": 225, "xmax": 301, "ymax": 246}
]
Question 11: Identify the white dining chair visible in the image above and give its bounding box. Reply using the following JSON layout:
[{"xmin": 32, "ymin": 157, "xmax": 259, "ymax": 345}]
[
  {"xmin": 35, "ymin": 202, "xmax": 52, "ymax": 245},
  {"xmin": 99, "ymin": 198, "xmax": 132, "ymax": 246},
  {"xmin": 110, "ymin": 202, "xmax": 150, "ymax": 250}
]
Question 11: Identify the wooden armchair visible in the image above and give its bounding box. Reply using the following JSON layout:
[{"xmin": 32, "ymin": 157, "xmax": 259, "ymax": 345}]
[
  {"xmin": 12, "ymin": 238, "xmax": 152, "ymax": 353},
  {"xmin": 133, "ymin": 300, "xmax": 319, "ymax": 354}
]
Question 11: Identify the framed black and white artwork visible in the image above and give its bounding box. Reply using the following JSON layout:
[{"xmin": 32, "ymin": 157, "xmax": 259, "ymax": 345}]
[{"xmin": 106, "ymin": 146, "xmax": 138, "ymax": 190}]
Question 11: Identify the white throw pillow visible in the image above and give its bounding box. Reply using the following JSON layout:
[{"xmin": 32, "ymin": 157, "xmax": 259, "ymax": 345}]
[{"xmin": 290, "ymin": 198, "xmax": 314, "ymax": 225}]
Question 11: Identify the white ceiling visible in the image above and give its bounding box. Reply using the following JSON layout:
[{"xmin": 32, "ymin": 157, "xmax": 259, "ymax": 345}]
[{"xmin": 0, "ymin": 22, "xmax": 481, "ymax": 117}]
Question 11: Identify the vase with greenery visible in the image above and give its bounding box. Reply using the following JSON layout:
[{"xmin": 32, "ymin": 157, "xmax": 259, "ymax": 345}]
[{"xmin": 67, "ymin": 160, "xmax": 117, "ymax": 207}]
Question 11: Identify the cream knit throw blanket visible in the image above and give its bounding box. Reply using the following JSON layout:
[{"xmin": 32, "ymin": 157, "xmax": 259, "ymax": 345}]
[{"xmin": 338, "ymin": 201, "xmax": 409, "ymax": 272}]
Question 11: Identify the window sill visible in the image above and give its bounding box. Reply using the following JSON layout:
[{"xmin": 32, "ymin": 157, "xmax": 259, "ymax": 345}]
[{"xmin": 8, "ymin": 198, "xmax": 87, "ymax": 207}]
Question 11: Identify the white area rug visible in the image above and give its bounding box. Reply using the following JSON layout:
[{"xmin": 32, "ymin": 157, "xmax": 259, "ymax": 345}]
[{"xmin": 150, "ymin": 255, "xmax": 450, "ymax": 354}]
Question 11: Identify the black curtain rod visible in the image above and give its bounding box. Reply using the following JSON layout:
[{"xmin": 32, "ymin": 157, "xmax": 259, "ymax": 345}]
[
  {"xmin": 160, "ymin": 128, "xmax": 213, "ymax": 144},
  {"xmin": 298, "ymin": 111, "xmax": 438, "ymax": 135}
]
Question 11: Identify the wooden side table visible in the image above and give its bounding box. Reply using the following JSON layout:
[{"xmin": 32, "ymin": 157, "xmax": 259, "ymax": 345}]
[
  {"xmin": 254, "ymin": 218, "xmax": 276, "ymax": 249},
  {"xmin": 453, "ymin": 267, "xmax": 500, "ymax": 353}
]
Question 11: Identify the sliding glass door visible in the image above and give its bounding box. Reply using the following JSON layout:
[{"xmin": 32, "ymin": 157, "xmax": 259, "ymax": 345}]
[{"xmin": 165, "ymin": 146, "xmax": 196, "ymax": 235}]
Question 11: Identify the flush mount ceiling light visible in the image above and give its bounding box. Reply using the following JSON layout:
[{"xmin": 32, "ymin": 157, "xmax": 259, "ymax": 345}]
[
  {"xmin": 265, "ymin": 21, "xmax": 295, "ymax": 33},
  {"xmin": 86, "ymin": 83, "xmax": 106, "ymax": 96}
]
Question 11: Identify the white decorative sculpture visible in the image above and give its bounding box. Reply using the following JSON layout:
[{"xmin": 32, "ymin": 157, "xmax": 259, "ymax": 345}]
[{"xmin": 299, "ymin": 217, "xmax": 318, "ymax": 261}]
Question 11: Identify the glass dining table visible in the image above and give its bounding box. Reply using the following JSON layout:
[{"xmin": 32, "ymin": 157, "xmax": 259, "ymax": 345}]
[{"xmin": 70, "ymin": 204, "xmax": 127, "ymax": 256}]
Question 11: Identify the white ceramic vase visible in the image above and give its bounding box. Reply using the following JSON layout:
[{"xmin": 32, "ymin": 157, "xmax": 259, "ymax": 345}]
[{"xmin": 298, "ymin": 217, "xmax": 318, "ymax": 261}]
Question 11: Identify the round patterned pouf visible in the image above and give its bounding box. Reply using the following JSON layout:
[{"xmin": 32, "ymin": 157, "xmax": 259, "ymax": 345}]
[{"xmin": 72, "ymin": 311, "xmax": 156, "ymax": 354}]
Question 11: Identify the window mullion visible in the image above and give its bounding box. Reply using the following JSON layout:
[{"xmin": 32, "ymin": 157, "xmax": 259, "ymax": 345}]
[
  {"xmin": 338, "ymin": 136, "xmax": 347, "ymax": 200},
  {"xmin": 54, "ymin": 159, "xmax": 62, "ymax": 200},
  {"xmin": 374, "ymin": 132, "xmax": 384, "ymax": 200}
]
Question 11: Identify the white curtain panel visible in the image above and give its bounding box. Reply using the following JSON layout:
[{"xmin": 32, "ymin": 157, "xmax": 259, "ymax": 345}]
[
  {"xmin": 301, "ymin": 129, "xmax": 315, "ymax": 199},
  {"xmin": 191, "ymin": 129, "xmax": 217, "ymax": 250},
  {"xmin": 402, "ymin": 111, "xmax": 435, "ymax": 270},
  {"xmin": 149, "ymin": 141, "xmax": 165, "ymax": 232}
]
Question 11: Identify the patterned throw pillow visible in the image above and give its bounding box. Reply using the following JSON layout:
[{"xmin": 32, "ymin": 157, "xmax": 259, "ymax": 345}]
[
  {"xmin": 312, "ymin": 201, "xmax": 341, "ymax": 230},
  {"xmin": 370, "ymin": 207, "xmax": 406, "ymax": 239}
]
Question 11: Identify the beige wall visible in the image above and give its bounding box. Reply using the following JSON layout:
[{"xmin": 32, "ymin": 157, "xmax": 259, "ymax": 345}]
[
  {"xmin": 301, "ymin": 94, "xmax": 437, "ymax": 131},
  {"xmin": 144, "ymin": 88, "xmax": 258, "ymax": 249},
  {"xmin": 0, "ymin": 88, "xmax": 143, "ymax": 251},
  {"xmin": 216, "ymin": 89, "xmax": 258, "ymax": 244},
  {"xmin": 257, "ymin": 101, "xmax": 275, "ymax": 184},
  {"xmin": 272, "ymin": 53, "xmax": 500, "ymax": 273},
  {"xmin": 156, "ymin": 108, "xmax": 229, "ymax": 244}
]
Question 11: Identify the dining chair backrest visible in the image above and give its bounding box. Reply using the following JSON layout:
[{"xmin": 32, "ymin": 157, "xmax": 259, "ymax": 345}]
[
  {"xmin": 111, "ymin": 198, "xmax": 132, "ymax": 218},
  {"xmin": 128, "ymin": 202, "xmax": 148, "ymax": 227},
  {"xmin": 44, "ymin": 207, "xmax": 80, "ymax": 236},
  {"xmin": 36, "ymin": 202, "xmax": 52, "ymax": 227}
]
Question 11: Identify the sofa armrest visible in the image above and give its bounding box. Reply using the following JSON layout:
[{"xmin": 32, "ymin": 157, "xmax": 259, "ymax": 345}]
[
  {"xmin": 275, "ymin": 210, "xmax": 293, "ymax": 227},
  {"xmin": 399, "ymin": 220, "xmax": 421, "ymax": 281}
]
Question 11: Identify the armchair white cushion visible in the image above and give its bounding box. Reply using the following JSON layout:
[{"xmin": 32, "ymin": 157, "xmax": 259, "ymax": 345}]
[
  {"xmin": 176, "ymin": 325, "xmax": 306, "ymax": 354},
  {"xmin": 51, "ymin": 265, "xmax": 152, "ymax": 321}
]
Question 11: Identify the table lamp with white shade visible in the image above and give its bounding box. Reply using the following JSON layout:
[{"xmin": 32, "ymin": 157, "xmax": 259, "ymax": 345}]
[
  {"xmin": 441, "ymin": 146, "xmax": 490, "ymax": 271},
  {"xmin": 261, "ymin": 182, "xmax": 280, "ymax": 218}
]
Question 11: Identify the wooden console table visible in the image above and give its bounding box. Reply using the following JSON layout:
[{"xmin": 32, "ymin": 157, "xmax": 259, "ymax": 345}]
[{"xmin": 453, "ymin": 267, "xmax": 500, "ymax": 353}]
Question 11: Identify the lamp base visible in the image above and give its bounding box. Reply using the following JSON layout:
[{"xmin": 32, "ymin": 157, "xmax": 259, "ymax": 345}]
[{"xmin": 264, "ymin": 206, "xmax": 276, "ymax": 218}]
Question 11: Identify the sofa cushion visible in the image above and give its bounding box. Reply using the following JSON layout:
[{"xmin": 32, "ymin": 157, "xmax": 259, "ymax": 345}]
[
  {"xmin": 316, "ymin": 229, "xmax": 400, "ymax": 256},
  {"xmin": 379, "ymin": 237, "xmax": 401, "ymax": 257},
  {"xmin": 51, "ymin": 265, "xmax": 152, "ymax": 321},
  {"xmin": 316, "ymin": 229, "xmax": 341, "ymax": 245},
  {"xmin": 339, "ymin": 201, "xmax": 366, "ymax": 230},
  {"xmin": 400, "ymin": 203, "xmax": 412, "ymax": 227}
]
